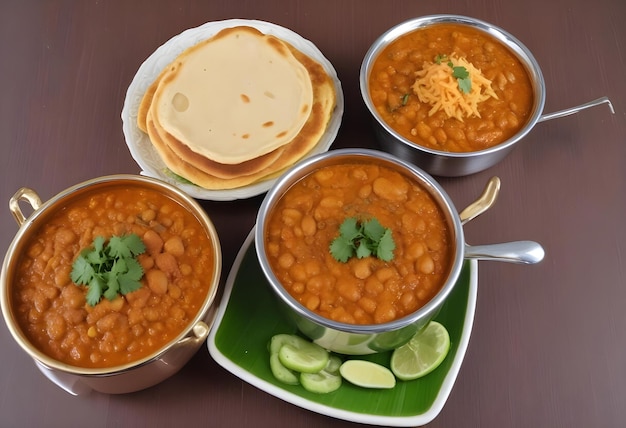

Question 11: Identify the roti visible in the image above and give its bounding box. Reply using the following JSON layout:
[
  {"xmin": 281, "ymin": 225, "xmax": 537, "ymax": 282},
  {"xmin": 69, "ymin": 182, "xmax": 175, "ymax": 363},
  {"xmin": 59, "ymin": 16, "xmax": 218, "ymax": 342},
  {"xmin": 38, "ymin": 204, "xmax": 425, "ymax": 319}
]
[
  {"xmin": 152, "ymin": 26, "xmax": 313, "ymax": 164},
  {"xmin": 137, "ymin": 25, "xmax": 336, "ymax": 189}
]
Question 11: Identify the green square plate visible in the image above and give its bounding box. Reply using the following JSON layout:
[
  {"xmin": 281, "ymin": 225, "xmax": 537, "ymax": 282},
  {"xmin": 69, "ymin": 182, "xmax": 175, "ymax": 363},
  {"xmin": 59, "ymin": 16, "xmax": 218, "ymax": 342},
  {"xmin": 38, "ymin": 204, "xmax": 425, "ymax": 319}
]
[{"xmin": 207, "ymin": 229, "xmax": 477, "ymax": 426}]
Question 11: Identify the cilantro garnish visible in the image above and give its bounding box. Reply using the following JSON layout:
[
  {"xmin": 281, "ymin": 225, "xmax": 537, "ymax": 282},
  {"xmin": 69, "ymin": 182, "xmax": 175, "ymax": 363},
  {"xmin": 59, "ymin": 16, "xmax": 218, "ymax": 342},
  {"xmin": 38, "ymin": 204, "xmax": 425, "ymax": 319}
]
[
  {"xmin": 452, "ymin": 66, "xmax": 471, "ymax": 94},
  {"xmin": 329, "ymin": 217, "xmax": 395, "ymax": 263},
  {"xmin": 434, "ymin": 54, "xmax": 472, "ymax": 94},
  {"xmin": 70, "ymin": 234, "xmax": 146, "ymax": 306}
]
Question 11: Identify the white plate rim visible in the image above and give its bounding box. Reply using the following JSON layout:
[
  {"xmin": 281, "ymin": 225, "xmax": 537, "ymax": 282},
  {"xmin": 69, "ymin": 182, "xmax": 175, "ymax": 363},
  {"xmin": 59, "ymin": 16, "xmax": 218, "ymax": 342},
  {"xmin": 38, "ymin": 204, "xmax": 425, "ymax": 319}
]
[
  {"xmin": 207, "ymin": 228, "xmax": 478, "ymax": 426},
  {"xmin": 121, "ymin": 19, "xmax": 344, "ymax": 201}
]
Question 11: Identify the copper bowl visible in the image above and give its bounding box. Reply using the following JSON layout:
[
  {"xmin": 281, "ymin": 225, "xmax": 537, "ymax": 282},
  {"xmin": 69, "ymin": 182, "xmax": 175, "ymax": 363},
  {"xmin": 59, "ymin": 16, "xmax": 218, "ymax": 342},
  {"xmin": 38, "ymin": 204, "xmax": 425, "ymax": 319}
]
[{"xmin": 1, "ymin": 175, "xmax": 222, "ymax": 394}]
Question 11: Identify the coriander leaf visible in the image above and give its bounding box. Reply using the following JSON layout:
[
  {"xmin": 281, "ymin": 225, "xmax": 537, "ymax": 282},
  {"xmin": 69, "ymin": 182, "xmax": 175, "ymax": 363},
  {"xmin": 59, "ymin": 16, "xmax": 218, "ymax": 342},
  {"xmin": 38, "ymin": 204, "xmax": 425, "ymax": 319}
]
[
  {"xmin": 330, "ymin": 236, "xmax": 354, "ymax": 263},
  {"xmin": 376, "ymin": 229, "xmax": 396, "ymax": 262},
  {"xmin": 435, "ymin": 54, "xmax": 447, "ymax": 64},
  {"xmin": 330, "ymin": 217, "xmax": 395, "ymax": 263},
  {"xmin": 458, "ymin": 77, "xmax": 472, "ymax": 94},
  {"xmin": 119, "ymin": 274, "xmax": 143, "ymax": 295},
  {"xmin": 122, "ymin": 234, "xmax": 146, "ymax": 256},
  {"xmin": 356, "ymin": 238, "xmax": 372, "ymax": 259},
  {"xmin": 71, "ymin": 233, "xmax": 147, "ymax": 306},
  {"xmin": 339, "ymin": 217, "xmax": 361, "ymax": 241},
  {"xmin": 452, "ymin": 66, "xmax": 469, "ymax": 80},
  {"xmin": 86, "ymin": 249, "xmax": 105, "ymax": 266},
  {"xmin": 401, "ymin": 93, "xmax": 410, "ymax": 105},
  {"xmin": 110, "ymin": 258, "xmax": 127, "ymax": 276},
  {"xmin": 104, "ymin": 276, "xmax": 120, "ymax": 301},
  {"xmin": 124, "ymin": 258, "xmax": 144, "ymax": 281},
  {"xmin": 86, "ymin": 276, "xmax": 105, "ymax": 306},
  {"xmin": 108, "ymin": 236, "xmax": 131, "ymax": 259},
  {"xmin": 70, "ymin": 256, "xmax": 94, "ymax": 285},
  {"xmin": 93, "ymin": 236, "xmax": 105, "ymax": 253},
  {"xmin": 363, "ymin": 218, "xmax": 385, "ymax": 243}
]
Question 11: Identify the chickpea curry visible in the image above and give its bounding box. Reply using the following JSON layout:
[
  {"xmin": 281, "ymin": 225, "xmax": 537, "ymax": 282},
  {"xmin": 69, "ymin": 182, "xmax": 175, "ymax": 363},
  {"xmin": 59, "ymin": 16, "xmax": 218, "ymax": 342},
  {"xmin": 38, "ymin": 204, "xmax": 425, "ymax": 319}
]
[
  {"xmin": 265, "ymin": 162, "xmax": 452, "ymax": 325},
  {"xmin": 12, "ymin": 185, "xmax": 216, "ymax": 368},
  {"xmin": 368, "ymin": 23, "xmax": 534, "ymax": 152}
]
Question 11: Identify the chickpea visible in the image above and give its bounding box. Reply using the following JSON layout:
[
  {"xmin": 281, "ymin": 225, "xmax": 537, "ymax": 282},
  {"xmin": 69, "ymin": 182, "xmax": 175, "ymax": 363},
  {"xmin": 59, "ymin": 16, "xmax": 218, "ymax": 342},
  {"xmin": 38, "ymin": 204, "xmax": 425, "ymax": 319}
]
[
  {"xmin": 373, "ymin": 176, "xmax": 408, "ymax": 202},
  {"xmin": 337, "ymin": 278, "xmax": 361, "ymax": 302},
  {"xmin": 164, "ymin": 236, "xmax": 185, "ymax": 257},
  {"xmin": 146, "ymin": 269, "xmax": 168, "ymax": 295},
  {"xmin": 278, "ymin": 252, "xmax": 295, "ymax": 269},
  {"xmin": 304, "ymin": 294, "xmax": 320, "ymax": 311},
  {"xmin": 358, "ymin": 297, "xmax": 377, "ymax": 314},
  {"xmin": 352, "ymin": 259, "xmax": 372, "ymax": 280},
  {"xmin": 45, "ymin": 313, "xmax": 67, "ymax": 341},
  {"xmin": 374, "ymin": 303, "xmax": 397, "ymax": 324},
  {"xmin": 300, "ymin": 215, "xmax": 317, "ymax": 237},
  {"xmin": 155, "ymin": 252, "xmax": 180, "ymax": 278},
  {"xmin": 143, "ymin": 230, "xmax": 163, "ymax": 255},
  {"xmin": 357, "ymin": 184, "xmax": 372, "ymax": 199},
  {"xmin": 417, "ymin": 254, "xmax": 435, "ymax": 274}
]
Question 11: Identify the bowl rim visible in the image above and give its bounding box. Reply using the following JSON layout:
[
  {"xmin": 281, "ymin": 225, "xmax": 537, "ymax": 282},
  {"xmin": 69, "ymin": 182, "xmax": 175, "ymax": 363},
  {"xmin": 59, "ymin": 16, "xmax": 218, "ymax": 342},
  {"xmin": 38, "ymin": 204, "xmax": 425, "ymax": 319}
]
[
  {"xmin": 254, "ymin": 148, "xmax": 465, "ymax": 334},
  {"xmin": 359, "ymin": 14, "xmax": 547, "ymax": 157},
  {"xmin": 1, "ymin": 174, "xmax": 222, "ymax": 376}
]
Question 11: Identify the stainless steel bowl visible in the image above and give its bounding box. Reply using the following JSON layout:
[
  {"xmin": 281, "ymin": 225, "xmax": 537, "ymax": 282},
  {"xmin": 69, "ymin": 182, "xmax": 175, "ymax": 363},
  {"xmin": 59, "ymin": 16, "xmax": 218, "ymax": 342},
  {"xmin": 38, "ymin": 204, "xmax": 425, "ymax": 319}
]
[
  {"xmin": 1, "ymin": 175, "xmax": 222, "ymax": 394},
  {"xmin": 360, "ymin": 14, "xmax": 612, "ymax": 176},
  {"xmin": 255, "ymin": 149, "xmax": 544, "ymax": 354}
]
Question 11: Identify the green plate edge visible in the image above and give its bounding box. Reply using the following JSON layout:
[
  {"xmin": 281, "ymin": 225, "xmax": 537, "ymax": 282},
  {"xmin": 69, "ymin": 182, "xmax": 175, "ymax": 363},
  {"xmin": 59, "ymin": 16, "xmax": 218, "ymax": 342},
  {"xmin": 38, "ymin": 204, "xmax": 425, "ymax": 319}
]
[{"xmin": 207, "ymin": 229, "xmax": 477, "ymax": 426}]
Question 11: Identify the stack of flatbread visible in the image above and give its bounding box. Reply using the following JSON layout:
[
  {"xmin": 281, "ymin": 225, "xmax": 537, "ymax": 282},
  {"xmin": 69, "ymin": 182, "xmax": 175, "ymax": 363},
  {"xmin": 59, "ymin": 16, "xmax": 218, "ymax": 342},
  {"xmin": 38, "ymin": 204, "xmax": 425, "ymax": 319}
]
[{"xmin": 137, "ymin": 26, "xmax": 337, "ymax": 190}]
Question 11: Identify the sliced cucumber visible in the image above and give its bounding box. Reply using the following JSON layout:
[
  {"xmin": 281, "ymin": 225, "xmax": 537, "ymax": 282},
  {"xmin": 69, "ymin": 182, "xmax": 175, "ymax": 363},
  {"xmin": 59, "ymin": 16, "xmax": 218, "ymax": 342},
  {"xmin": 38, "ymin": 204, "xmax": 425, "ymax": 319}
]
[
  {"xmin": 300, "ymin": 370, "xmax": 342, "ymax": 394},
  {"xmin": 324, "ymin": 354, "xmax": 342, "ymax": 375},
  {"xmin": 278, "ymin": 338, "xmax": 329, "ymax": 374},
  {"xmin": 269, "ymin": 353, "xmax": 299, "ymax": 385},
  {"xmin": 269, "ymin": 333, "xmax": 303, "ymax": 355}
]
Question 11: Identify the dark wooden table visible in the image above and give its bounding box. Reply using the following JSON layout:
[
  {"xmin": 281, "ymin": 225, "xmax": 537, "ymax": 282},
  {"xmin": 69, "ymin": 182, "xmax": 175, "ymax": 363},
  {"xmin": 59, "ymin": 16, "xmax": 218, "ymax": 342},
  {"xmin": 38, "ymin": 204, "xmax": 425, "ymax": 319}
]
[{"xmin": 1, "ymin": 1, "xmax": 625, "ymax": 427}]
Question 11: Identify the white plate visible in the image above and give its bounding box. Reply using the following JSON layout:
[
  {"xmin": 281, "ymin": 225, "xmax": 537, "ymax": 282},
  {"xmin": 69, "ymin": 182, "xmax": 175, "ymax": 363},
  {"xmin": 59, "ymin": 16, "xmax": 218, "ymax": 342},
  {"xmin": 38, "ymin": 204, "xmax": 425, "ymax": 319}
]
[
  {"xmin": 121, "ymin": 19, "xmax": 344, "ymax": 201},
  {"xmin": 207, "ymin": 229, "xmax": 478, "ymax": 426}
]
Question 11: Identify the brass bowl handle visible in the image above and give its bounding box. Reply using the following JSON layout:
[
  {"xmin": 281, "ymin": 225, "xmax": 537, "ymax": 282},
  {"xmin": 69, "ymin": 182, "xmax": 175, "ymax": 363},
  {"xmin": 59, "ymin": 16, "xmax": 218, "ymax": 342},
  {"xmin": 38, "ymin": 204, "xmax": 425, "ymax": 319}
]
[{"xmin": 9, "ymin": 188, "xmax": 42, "ymax": 226}]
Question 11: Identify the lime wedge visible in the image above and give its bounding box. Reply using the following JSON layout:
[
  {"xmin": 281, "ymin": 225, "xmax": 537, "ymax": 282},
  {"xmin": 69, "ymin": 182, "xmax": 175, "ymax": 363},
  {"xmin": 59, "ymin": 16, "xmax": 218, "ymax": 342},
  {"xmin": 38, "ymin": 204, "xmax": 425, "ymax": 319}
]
[
  {"xmin": 278, "ymin": 336, "xmax": 329, "ymax": 373},
  {"xmin": 390, "ymin": 321, "xmax": 450, "ymax": 381},
  {"xmin": 339, "ymin": 360, "xmax": 396, "ymax": 389}
]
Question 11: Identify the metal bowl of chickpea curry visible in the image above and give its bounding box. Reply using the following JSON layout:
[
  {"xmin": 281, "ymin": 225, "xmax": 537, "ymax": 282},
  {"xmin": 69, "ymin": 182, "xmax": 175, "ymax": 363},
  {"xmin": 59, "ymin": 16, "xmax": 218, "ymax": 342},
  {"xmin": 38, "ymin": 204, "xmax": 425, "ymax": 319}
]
[
  {"xmin": 1, "ymin": 174, "xmax": 221, "ymax": 394},
  {"xmin": 255, "ymin": 149, "xmax": 544, "ymax": 354},
  {"xmin": 360, "ymin": 15, "xmax": 613, "ymax": 176}
]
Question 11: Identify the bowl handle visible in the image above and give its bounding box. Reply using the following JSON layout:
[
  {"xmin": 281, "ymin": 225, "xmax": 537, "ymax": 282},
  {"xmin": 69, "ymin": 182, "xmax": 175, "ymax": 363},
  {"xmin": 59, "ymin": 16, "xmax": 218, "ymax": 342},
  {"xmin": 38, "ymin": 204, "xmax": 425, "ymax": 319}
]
[
  {"xmin": 175, "ymin": 321, "xmax": 210, "ymax": 347},
  {"xmin": 459, "ymin": 176, "xmax": 501, "ymax": 225},
  {"xmin": 537, "ymin": 96, "xmax": 614, "ymax": 123},
  {"xmin": 464, "ymin": 241, "xmax": 545, "ymax": 264},
  {"xmin": 9, "ymin": 187, "xmax": 42, "ymax": 226}
]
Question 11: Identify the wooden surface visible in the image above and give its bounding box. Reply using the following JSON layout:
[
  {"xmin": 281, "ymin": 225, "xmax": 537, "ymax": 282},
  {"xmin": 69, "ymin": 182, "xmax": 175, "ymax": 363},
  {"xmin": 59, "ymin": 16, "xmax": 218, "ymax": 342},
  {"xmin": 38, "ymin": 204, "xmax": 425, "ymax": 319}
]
[{"xmin": 1, "ymin": 1, "xmax": 625, "ymax": 427}]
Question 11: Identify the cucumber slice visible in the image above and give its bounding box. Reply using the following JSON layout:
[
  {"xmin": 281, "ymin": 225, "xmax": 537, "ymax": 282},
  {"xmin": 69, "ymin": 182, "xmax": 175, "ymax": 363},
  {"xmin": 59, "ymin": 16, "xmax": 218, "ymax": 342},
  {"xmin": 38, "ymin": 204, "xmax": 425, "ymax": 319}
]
[
  {"xmin": 300, "ymin": 370, "xmax": 342, "ymax": 394},
  {"xmin": 324, "ymin": 354, "xmax": 342, "ymax": 375},
  {"xmin": 269, "ymin": 353, "xmax": 299, "ymax": 385},
  {"xmin": 269, "ymin": 334, "xmax": 303, "ymax": 355},
  {"xmin": 278, "ymin": 337, "xmax": 329, "ymax": 373}
]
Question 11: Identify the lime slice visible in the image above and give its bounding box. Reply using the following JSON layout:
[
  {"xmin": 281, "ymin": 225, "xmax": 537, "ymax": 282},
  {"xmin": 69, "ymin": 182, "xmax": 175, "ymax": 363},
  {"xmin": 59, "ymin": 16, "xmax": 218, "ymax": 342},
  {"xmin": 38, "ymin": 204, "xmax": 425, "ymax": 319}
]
[
  {"xmin": 269, "ymin": 353, "xmax": 300, "ymax": 385},
  {"xmin": 278, "ymin": 336, "xmax": 329, "ymax": 373},
  {"xmin": 339, "ymin": 360, "xmax": 396, "ymax": 389},
  {"xmin": 390, "ymin": 321, "xmax": 450, "ymax": 381}
]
